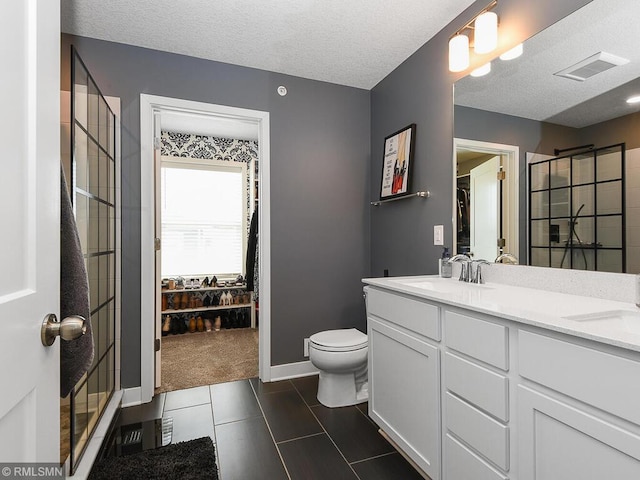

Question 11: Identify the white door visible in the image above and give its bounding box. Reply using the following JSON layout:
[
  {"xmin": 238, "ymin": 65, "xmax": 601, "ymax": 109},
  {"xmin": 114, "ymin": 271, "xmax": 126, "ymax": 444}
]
[
  {"xmin": 0, "ymin": 0, "xmax": 61, "ymax": 463},
  {"xmin": 154, "ymin": 113, "xmax": 162, "ymax": 388},
  {"xmin": 470, "ymin": 156, "xmax": 500, "ymax": 261}
]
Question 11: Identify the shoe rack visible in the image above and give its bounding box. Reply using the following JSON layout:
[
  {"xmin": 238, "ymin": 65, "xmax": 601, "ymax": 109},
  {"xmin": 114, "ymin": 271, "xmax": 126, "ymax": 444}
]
[{"xmin": 161, "ymin": 284, "xmax": 256, "ymax": 329}]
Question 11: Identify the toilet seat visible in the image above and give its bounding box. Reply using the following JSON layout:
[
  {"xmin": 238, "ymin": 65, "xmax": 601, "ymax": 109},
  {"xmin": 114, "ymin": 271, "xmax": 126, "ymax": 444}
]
[{"xmin": 309, "ymin": 328, "xmax": 367, "ymax": 352}]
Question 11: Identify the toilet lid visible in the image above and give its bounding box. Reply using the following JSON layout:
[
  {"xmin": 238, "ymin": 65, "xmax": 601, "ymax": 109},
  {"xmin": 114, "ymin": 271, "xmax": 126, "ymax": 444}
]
[{"xmin": 309, "ymin": 328, "xmax": 367, "ymax": 351}]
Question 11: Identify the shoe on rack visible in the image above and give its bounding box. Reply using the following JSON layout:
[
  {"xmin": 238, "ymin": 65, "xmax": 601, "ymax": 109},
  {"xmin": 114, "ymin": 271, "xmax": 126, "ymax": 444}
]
[
  {"xmin": 188, "ymin": 316, "xmax": 197, "ymax": 333},
  {"xmin": 197, "ymin": 316, "xmax": 204, "ymax": 332},
  {"xmin": 170, "ymin": 317, "xmax": 180, "ymax": 335},
  {"xmin": 202, "ymin": 276, "xmax": 210, "ymax": 288},
  {"xmin": 205, "ymin": 318, "xmax": 212, "ymax": 332},
  {"xmin": 203, "ymin": 293, "xmax": 211, "ymax": 307},
  {"xmin": 162, "ymin": 315, "xmax": 171, "ymax": 336},
  {"xmin": 179, "ymin": 317, "xmax": 188, "ymax": 334},
  {"xmin": 211, "ymin": 276, "xmax": 218, "ymax": 287},
  {"xmin": 214, "ymin": 316, "xmax": 221, "ymax": 331}
]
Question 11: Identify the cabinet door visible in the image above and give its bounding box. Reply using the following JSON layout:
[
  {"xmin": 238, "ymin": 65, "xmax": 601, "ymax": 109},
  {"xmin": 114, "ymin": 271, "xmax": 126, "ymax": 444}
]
[
  {"xmin": 368, "ymin": 317, "xmax": 440, "ymax": 480},
  {"xmin": 518, "ymin": 385, "xmax": 640, "ymax": 480}
]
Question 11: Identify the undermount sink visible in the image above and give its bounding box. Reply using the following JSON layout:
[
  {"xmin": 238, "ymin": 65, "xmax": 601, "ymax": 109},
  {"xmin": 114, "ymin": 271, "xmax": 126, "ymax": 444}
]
[
  {"xmin": 563, "ymin": 310, "xmax": 640, "ymax": 335},
  {"xmin": 392, "ymin": 278, "xmax": 494, "ymax": 293}
]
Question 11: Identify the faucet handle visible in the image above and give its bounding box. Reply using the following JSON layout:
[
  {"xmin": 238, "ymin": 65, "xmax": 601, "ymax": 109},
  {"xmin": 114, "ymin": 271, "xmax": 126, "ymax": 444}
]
[
  {"xmin": 472, "ymin": 260, "xmax": 491, "ymax": 284},
  {"xmin": 450, "ymin": 254, "xmax": 471, "ymax": 282}
]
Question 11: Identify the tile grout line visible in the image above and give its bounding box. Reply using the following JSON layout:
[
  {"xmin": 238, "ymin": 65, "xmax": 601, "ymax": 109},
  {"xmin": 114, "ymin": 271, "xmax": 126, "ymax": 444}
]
[
  {"xmin": 249, "ymin": 380, "xmax": 293, "ymax": 480},
  {"xmin": 276, "ymin": 431, "xmax": 325, "ymax": 445},
  {"xmin": 349, "ymin": 450, "xmax": 397, "ymax": 465},
  {"xmin": 295, "ymin": 385, "xmax": 363, "ymax": 480}
]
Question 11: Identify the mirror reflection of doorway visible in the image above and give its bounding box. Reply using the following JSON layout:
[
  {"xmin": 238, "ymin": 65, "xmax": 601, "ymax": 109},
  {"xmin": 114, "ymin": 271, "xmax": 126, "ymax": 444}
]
[{"xmin": 454, "ymin": 139, "xmax": 520, "ymax": 261}]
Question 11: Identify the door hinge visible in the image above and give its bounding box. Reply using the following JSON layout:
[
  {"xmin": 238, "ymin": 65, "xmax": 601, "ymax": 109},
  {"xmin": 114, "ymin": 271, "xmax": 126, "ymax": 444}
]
[
  {"xmin": 154, "ymin": 137, "xmax": 162, "ymax": 149},
  {"xmin": 497, "ymin": 238, "xmax": 506, "ymax": 248},
  {"xmin": 155, "ymin": 338, "xmax": 160, "ymax": 352},
  {"xmin": 155, "ymin": 237, "xmax": 161, "ymax": 251},
  {"xmin": 497, "ymin": 170, "xmax": 506, "ymax": 181}
]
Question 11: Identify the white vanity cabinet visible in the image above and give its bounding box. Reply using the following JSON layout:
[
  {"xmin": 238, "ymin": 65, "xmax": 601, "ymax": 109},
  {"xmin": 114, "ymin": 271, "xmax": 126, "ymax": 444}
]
[
  {"xmin": 442, "ymin": 310, "xmax": 511, "ymax": 480},
  {"xmin": 517, "ymin": 330, "xmax": 640, "ymax": 480},
  {"xmin": 363, "ymin": 278, "xmax": 640, "ymax": 480},
  {"xmin": 365, "ymin": 287, "xmax": 442, "ymax": 480}
]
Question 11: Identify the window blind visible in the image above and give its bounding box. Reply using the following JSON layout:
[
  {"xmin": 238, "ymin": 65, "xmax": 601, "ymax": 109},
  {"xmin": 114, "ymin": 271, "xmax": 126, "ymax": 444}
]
[{"xmin": 161, "ymin": 162, "xmax": 244, "ymax": 277}]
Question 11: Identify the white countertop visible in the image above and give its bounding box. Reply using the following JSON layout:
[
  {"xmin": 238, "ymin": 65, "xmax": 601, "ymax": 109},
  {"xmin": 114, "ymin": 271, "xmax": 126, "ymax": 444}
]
[{"xmin": 363, "ymin": 275, "xmax": 640, "ymax": 353}]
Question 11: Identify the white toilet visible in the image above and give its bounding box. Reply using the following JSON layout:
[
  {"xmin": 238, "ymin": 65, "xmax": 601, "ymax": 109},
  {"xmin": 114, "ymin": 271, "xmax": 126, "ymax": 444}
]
[{"xmin": 308, "ymin": 328, "xmax": 368, "ymax": 408}]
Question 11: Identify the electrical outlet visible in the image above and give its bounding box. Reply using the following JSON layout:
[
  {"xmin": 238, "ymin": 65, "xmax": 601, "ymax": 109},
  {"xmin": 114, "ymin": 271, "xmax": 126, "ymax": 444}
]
[
  {"xmin": 304, "ymin": 338, "xmax": 310, "ymax": 357},
  {"xmin": 434, "ymin": 225, "xmax": 444, "ymax": 246}
]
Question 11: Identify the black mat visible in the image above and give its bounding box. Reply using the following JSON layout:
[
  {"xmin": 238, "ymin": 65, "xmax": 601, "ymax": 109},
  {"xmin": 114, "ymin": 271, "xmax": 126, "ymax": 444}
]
[{"xmin": 89, "ymin": 437, "xmax": 218, "ymax": 480}]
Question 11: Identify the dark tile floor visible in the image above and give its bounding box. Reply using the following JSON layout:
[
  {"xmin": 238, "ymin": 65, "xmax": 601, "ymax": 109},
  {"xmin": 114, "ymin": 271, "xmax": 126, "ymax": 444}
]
[{"xmin": 109, "ymin": 375, "xmax": 425, "ymax": 480}]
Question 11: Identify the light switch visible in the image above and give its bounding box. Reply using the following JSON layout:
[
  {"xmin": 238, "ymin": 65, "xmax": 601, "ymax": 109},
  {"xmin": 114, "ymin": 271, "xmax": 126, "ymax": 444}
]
[{"xmin": 434, "ymin": 225, "xmax": 444, "ymax": 245}]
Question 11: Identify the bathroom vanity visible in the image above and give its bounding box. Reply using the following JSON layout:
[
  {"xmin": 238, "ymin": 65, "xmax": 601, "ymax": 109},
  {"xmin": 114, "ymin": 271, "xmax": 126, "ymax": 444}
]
[{"xmin": 363, "ymin": 275, "xmax": 640, "ymax": 480}]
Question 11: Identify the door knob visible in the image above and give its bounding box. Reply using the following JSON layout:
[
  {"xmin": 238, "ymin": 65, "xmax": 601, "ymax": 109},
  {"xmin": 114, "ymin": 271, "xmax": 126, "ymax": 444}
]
[{"xmin": 41, "ymin": 313, "xmax": 87, "ymax": 347}]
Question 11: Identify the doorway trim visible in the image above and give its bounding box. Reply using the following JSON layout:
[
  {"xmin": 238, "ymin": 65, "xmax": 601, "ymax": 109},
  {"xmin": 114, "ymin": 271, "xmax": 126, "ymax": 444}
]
[
  {"xmin": 140, "ymin": 94, "xmax": 271, "ymax": 403},
  {"xmin": 453, "ymin": 138, "xmax": 520, "ymax": 258}
]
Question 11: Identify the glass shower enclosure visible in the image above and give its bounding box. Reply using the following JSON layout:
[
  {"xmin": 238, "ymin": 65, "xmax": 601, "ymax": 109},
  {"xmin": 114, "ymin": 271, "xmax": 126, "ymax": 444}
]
[
  {"xmin": 66, "ymin": 47, "xmax": 118, "ymax": 472},
  {"xmin": 529, "ymin": 143, "xmax": 626, "ymax": 272}
]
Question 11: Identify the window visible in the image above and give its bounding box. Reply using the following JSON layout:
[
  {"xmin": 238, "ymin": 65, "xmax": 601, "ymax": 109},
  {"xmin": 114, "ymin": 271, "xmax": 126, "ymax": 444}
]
[{"xmin": 161, "ymin": 158, "xmax": 247, "ymax": 277}]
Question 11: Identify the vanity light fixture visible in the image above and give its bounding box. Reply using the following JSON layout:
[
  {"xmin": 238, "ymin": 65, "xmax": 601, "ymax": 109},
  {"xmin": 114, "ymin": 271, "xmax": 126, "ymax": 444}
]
[
  {"xmin": 449, "ymin": 34, "xmax": 470, "ymax": 73},
  {"xmin": 474, "ymin": 11, "xmax": 498, "ymax": 54},
  {"xmin": 448, "ymin": 0, "xmax": 498, "ymax": 73},
  {"xmin": 499, "ymin": 43, "xmax": 523, "ymax": 61},
  {"xmin": 470, "ymin": 62, "xmax": 491, "ymax": 77},
  {"xmin": 626, "ymin": 95, "xmax": 640, "ymax": 104}
]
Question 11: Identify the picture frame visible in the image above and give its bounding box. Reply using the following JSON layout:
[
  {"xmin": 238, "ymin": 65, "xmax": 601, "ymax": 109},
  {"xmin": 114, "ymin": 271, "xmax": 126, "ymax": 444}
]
[{"xmin": 379, "ymin": 124, "xmax": 416, "ymax": 200}]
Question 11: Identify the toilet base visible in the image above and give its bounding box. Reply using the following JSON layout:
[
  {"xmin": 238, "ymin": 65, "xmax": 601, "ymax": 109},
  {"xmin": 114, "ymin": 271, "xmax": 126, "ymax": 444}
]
[{"xmin": 317, "ymin": 371, "xmax": 369, "ymax": 408}]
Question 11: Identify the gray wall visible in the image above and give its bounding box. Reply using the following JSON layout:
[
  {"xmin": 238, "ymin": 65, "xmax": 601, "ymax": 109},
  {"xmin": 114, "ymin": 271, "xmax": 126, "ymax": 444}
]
[
  {"xmin": 62, "ymin": 35, "xmax": 371, "ymax": 387},
  {"xmin": 454, "ymin": 105, "xmax": 580, "ymax": 260},
  {"xmin": 369, "ymin": 0, "xmax": 591, "ymax": 277},
  {"xmin": 580, "ymin": 111, "xmax": 640, "ymax": 150}
]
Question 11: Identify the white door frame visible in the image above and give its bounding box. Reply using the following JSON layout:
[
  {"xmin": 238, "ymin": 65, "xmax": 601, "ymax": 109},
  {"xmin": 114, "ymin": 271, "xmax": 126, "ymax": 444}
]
[
  {"xmin": 140, "ymin": 94, "xmax": 271, "ymax": 403},
  {"xmin": 453, "ymin": 138, "xmax": 520, "ymax": 258}
]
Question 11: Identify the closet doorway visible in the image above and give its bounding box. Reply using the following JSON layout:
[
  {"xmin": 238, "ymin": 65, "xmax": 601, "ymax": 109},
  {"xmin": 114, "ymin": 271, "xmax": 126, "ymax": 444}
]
[
  {"xmin": 140, "ymin": 95, "xmax": 271, "ymax": 403},
  {"xmin": 156, "ymin": 144, "xmax": 258, "ymax": 393},
  {"xmin": 453, "ymin": 139, "xmax": 519, "ymax": 260}
]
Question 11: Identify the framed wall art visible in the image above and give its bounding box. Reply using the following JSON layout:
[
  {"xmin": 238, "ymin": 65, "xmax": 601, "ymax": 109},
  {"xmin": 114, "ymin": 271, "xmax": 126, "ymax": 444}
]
[{"xmin": 379, "ymin": 124, "xmax": 416, "ymax": 200}]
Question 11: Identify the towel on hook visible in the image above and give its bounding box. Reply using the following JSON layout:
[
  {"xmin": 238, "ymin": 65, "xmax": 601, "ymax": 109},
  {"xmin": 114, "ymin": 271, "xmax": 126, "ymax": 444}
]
[{"xmin": 60, "ymin": 165, "xmax": 94, "ymax": 398}]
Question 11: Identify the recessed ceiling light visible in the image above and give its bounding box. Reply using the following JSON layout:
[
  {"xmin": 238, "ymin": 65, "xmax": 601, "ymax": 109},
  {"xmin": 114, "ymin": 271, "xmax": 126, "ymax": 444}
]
[{"xmin": 627, "ymin": 95, "xmax": 640, "ymax": 104}]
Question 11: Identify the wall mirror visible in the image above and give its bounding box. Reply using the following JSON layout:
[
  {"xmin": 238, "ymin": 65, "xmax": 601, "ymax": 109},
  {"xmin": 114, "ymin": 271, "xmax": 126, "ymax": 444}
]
[{"xmin": 453, "ymin": 0, "xmax": 640, "ymax": 273}]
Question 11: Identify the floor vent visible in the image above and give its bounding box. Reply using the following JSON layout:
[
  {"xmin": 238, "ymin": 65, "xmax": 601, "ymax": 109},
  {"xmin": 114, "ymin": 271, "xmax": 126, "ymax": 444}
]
[
  {"xmin": 122, "ymin": 429, "xmax": 143, "ymax": 446},
  {"xmin": 554, "ymin": 52, "xmax": 629, "ymax": 82}
]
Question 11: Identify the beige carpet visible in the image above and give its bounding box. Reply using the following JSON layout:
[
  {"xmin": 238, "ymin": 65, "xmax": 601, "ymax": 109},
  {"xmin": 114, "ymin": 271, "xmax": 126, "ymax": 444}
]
[{"xmin": 156, "ymin": 328, "xmax": 259, "ymax": 394}]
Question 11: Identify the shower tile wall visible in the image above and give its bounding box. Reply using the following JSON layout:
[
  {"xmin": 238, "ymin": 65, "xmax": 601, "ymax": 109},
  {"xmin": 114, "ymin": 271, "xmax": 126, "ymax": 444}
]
[{"xmin": 626, "ymin": 148, "xmax": 640, "ymax": 273}]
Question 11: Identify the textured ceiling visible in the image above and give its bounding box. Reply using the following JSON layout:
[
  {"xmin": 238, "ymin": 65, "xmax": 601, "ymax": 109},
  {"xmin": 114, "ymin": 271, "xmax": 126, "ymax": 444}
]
[
  {"xmin": 61, "ymin": 0, "xmax": 475, "ymax": 90},
  {"xmin": 455, "ymin": 0, "xmax": 640, "ymax": 128}
]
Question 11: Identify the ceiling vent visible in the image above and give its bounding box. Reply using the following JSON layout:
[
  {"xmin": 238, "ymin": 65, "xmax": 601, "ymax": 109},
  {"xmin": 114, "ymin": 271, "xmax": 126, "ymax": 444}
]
[{"xmin": 554, "ymin": 52, "xmax": 629, "ymax": 82}]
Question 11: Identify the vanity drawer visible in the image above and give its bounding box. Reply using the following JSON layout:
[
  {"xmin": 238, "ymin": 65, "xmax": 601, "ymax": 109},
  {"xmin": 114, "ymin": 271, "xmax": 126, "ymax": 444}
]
[
  {"xmin": 519, "ymin": 330, "xmax": 640, "ymax": 425},
  {"xmin": 366, "ymin": 287, "xmax": 440, "ymax": 341},
  {"xmin": 445, "ymin": 310, "xmax": 509, "ymax": 370},
  {"xmin": 444, "ymin": 433, "xmax": 508, "ymax": 480},
  {"xmin": 445, "ymin": 352, "xmax": 509, "ymax": 422},
  {"xmin": 446, "ymin": 392, "xmax": 509, "ymax": 470}
]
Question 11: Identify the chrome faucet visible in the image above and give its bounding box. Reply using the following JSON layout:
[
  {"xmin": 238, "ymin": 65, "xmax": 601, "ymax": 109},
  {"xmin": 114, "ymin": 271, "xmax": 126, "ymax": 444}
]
[
  {"xmin": 495, "ymin": 253, "xmax": 518, "ymax": 264},
  {"xmin": 472, "ymin": 260, "xmax": 491, "ymax": 284},
  {"xmin": 450, "ymin": 254, "xmax": 471, "ymax": 282}
]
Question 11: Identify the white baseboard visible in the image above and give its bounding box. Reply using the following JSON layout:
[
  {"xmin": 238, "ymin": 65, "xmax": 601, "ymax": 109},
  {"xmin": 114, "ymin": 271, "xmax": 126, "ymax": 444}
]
[
  {"xmin": 269, "ymin": 360, "xmax": 318, "ymax": 381},
  {"xmin": 121, "ymin": 386, "xmax": 142, "ymax": 407}
]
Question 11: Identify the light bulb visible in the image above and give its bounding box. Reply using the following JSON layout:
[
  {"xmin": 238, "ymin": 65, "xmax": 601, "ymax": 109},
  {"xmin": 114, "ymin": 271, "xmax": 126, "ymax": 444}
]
[
  {"xmin": 474, "ymin": 11, "xmax": 498, "ymax": 54},
  {"xmin": 449, "ymin": 34, "xmax": 470, "ymax": 72},
  {"xmin": 470, "ymin": 62, "xmax": 491, "ymax": 77},
  {"xmin": 500, "ymin": 44, "xmax": 523, "ymax": 61},
  {"xmin": 626, "ymin": 95, "xmax": 640, "ymax": 104}
]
